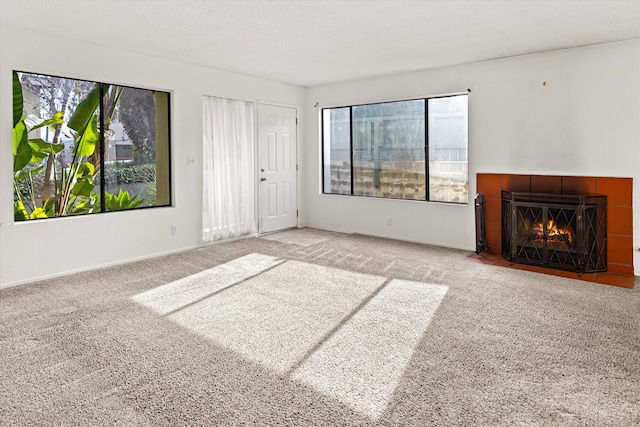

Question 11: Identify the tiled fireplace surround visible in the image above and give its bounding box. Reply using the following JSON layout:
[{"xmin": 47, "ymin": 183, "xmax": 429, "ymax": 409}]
[{"xmin": 475, "ymin": 174, "xmax": 635, "ymax": 288}]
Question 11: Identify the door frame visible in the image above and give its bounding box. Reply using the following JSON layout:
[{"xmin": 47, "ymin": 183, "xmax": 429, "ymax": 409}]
[{"xmin": 256, "ymin": 101, "xmax": 299, "ymax": 235}]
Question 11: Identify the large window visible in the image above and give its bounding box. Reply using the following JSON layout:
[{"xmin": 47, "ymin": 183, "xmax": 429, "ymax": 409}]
[
  {"xmin": 322, "ymin": 94, "xmax": 468, "ymax": 203},
  {"xmin": 12, "ymin": 71, "xmax": 171, "ymax": 221}
]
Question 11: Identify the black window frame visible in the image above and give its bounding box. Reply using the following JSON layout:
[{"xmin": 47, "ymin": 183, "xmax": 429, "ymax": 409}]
[
  {"xmin": 321, "ymin": 93, "xmax": 468, "ymax": 204},
  {"xmin": 12, "ymin": 70, "xmax": 172, "ymax": 221}
]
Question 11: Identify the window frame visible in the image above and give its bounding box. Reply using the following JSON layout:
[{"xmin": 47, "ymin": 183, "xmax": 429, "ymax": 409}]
[
  {"xmin": 12, "ymin": 70, "xmax": 173, "ymax": 221},
  {"xmin": 321, "ymin": 93, "xmax": 468, "ymax": 204}
]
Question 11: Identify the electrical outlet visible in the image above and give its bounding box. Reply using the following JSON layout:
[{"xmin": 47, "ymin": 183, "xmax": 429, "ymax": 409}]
[
  {"xmin": 387, "ymin": 218, "xmax": 392, "ymax": 226},
  {"xmin": 171, "ymin": 225, "xmax": 178, "ymax": 235},
  {"xmin": 187, "ymin": 156, "xmax": 195, "ymax": 166}
]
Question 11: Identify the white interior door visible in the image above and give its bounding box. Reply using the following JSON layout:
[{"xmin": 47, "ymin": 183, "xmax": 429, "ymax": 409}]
[{"xmin": 258, "ymin": 103, "xmax": 297, "ymax": 233}]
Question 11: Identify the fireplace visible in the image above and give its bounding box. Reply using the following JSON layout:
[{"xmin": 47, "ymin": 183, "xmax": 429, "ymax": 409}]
[{"xmin": 501, "ymin": 191, "xmax": 607, "ymax": 274}]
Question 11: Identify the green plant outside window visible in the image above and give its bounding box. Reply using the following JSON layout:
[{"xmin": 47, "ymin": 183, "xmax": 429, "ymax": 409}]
[{"xmin": 12, "ymin": 71, "xmax": 171, "ymax": 221}]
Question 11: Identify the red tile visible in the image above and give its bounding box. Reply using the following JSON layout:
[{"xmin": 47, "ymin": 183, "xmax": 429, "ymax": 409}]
[
  {"xmin": 479, "ymin": 251, "xmax": 501, "ymax": 262},
  {"xmin": 579, "ymin": 273, "xmax": 598, "ymax": 282},
  {"xmin": 607, "ymin": 263, "xmax": 635, "ymax": 275},
  {"xmin": 467, "ymin": 256, "xmax": 494, "ymax": 265},
  {"xmin": 531, "ymin": 175, "xmax": 562, "ymax": 194},
  {"xmin": 592, "ymin": 272, "xmax": 636, "ymax": 289},
  {"xmin": 492, "ymin": 257, "xmax": 513, "ymax": 268},
  {"xmin": 596, "ymin": 177, "xmax": 633, "ymax": 206},
  {"xmin": 485, "ymin": 221, "xmax": 502, "ymax": 253},
  {"xmin": 607, "ymin": 235, "xmax": 634, "ymax": 266},
  {"xmin": 561, "ymin": 176, "xmax": 596, "ymax": 195},
  {"xmin": 503, "ymin": 174, "xmax": 531, "ymax": 193},
  {"xmin": 608, "ymin": 206, "xmax": 633, "ymax": 236},
  {"xmin": 464, "ymin": 254, "xmax": 635, "ymax": 289},
  {"xmin": 517, "ymin": 264, "xmax": 559, "ymax": 276},
  {"xmin": 468, "ymin": 253, "xmax": 501, "ymax": 265},
  {"xmin": 555, "ymin": 269, "xmax": 596, "ymax": 282},
  {"xmin": 477, "ymin": 174, "xmax": 502, "ymax": 197},
  {"xmin": 484, "ymin": 196, "xmax": 502, "ymax": 222}
]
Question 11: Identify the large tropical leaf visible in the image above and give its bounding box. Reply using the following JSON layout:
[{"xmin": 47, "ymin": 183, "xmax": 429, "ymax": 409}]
[
  {"xmin": 14, "ymin": 165, "xmax": 44, "ymax": 182},
  {"xmin": 42, "ymin": 196, "xmax": 58, "ymax": 215},
  {"xmin": 68, "ymin": 84, "xmax": 101, "ymax": 135},
  {"xmin": 13, "ymin": 71, "xmax": 23, "ymax": 128},
  {"xmin": 12, "ymin": 119, "xmax": 26, "ymax": 155},
  {"xmin": 13, "ymin": 120, "xmax": 31, "ymax": 172},
  {"xmin": 68, "ymin": 197, "xmax": 96, "ymax": 215},
  {"xmin": 74, "ymin": 114, "xmax": 99, "ymax": 157},
  {"xmin": 29, "ymin": 208, "xmax": 51, "ymax": 219},
  {"xmin": 30, "ymin": 112, "xmax": 65, "ymax": 132},
  {"xmin": 76, "ymin": 161, "xmax": 95, "ymax": 177},
  {"xmin": 28, "ymin": 138, "xmax": 65, "ymax": 155},
  {"xmin": 71, "ymin": 178, "xmax": 94, "ymax": 198},
  {"xmin": 30, "ymin": 152, "xmax": 48, "ymax": 164},
  {"xmin": 14, "ymin": 200, "xmax": 28, "ymax": 221}
]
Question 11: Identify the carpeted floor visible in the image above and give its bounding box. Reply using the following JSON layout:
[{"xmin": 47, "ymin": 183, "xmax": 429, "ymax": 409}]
[{"xmin": 1, "ymin": 228, "xmax": 638, "ymax": 426}]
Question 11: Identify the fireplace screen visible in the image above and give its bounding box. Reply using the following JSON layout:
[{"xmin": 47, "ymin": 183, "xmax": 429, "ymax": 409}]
[{"xmin": 502, "ymin": 191, "xmax": 607, "ymax": 274}]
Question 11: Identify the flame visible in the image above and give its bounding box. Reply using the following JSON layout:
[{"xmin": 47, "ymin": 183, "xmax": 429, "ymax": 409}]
[{"xmin": 531, "ymin": 219, "xmax": 573, "ymax": 245}]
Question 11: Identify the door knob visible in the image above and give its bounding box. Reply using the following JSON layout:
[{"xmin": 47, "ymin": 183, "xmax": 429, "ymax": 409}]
[{"xmin": 260, "ymin": 177, "xmax": 266, "ymax": 182}]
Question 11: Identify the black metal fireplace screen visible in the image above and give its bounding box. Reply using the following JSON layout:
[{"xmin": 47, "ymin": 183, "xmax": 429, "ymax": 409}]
[{"xmin": 502, "ymin": 191, "xmax": 607, "ymax": 274}]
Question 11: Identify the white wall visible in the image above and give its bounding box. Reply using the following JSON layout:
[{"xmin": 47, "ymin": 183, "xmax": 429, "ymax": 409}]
[
  {"xmin": 304, "ymin": 40, "xmax": 640, "ymax": 274},
  {"xmin": 3, "ymin": 25, "xmax": 639, "ymax": 287},
  {"xmin": 0, "ymin": 24, "xmax": 305, "ymax": 287}
]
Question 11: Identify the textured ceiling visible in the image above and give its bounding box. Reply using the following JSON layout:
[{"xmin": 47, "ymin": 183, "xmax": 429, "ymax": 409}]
[{"xmin": 1, "ymin": 0, "xmax": 639, "ymax": 86}]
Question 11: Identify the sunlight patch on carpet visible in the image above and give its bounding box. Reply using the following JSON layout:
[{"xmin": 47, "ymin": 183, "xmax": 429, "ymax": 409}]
[
  {"xmin": 291, "ymin": 279, "xmax": 448, "ymax": 419},
  {"xmin": 131, "ymin": 253, "xmax": 281, "ymax": 314},
  {"xmin": 132, "ymin": 254, "xmax": 447, "ymax": 420},
  {"xmin": 165, "ymin": 260, "xmax": 386, "ymax": 373},
  {"xmin": 260, "ymin": 228, "xmax": 334, "ymax": 247}
]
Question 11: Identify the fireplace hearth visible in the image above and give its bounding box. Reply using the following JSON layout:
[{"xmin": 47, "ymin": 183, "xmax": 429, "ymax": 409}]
[{"xmin": 501, "ymin": 191, "xmax": 607, "ymax": 274}]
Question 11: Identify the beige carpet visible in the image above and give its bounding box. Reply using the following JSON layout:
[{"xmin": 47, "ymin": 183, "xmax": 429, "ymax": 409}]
[{"xmin": 1, "ymin": 228, "xmax": 638, "ymax": 426}]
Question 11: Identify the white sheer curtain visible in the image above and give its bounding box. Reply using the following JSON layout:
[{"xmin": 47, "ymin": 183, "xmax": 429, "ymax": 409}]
[{"xmin": 202, "ymin": 96, "xmax": 256, "ymax": 241}]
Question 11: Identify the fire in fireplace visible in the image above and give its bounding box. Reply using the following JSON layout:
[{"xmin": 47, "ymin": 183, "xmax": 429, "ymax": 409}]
[
  {"xmin": 502, "ymin": 191, "xmax": 607, "ymax": 274},
  {"xmin": 531, "ymin": 219, "xmax": 573, "ymax": 246}
]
